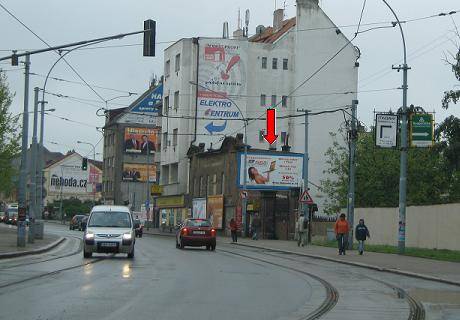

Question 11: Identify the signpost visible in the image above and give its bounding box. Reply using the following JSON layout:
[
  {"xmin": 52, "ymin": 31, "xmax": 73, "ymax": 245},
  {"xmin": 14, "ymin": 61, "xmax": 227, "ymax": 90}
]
[
  {"xmin": 410, "ymin": 114, "xmax": 434, "ymax": 148},
  {"xmin": 375, "ymin": 114, "xmax": 398, "ymax": 148},
  {"xmin": 299, "ymin": 190, "xmax": 314, "ymax": 205}
]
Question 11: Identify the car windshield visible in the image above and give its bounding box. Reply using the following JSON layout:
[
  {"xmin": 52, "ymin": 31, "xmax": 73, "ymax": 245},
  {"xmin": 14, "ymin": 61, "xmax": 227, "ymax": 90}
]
[
  {"xmin": 186, "ymin": 219, "xmax": 211, "ymax": 227},
  {"xmin": 7, "ymin": 208, "xmax": 18, "ymax": 214},
  {"xmin": 88, "ymin": 211, "xmax": 132, "ymax": 228}
]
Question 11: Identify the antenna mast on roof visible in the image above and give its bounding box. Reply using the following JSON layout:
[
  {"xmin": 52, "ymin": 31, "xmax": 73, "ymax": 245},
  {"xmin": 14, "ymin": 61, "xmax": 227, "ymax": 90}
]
[{"xmin": 238, "ymin": 8, "xmax": 241, "ymax": 29}]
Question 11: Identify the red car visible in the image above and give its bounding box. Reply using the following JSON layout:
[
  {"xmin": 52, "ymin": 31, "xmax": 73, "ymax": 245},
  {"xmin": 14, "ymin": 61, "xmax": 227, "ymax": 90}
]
[{"xmin": 176, "ymin": 219, "xmax": 216, "ymax": 250}]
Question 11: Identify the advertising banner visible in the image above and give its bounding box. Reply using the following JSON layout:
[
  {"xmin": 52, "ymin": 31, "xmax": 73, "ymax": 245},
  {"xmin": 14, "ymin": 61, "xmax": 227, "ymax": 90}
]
[
  {"xmin": 122, "ymin": 163, "xmax": 156, "ymax": 182},
  {"xmin": 124, "ymin": 127, "xmax": 159, "ymax": 154},
  {"xmin": 237, "ymin": 152, "xmax": 304, "ymax": 190},
  {"xmin": 375, "ymin": 114, "xmax": 398, "ymax": 148},
  {"xmin": 197, "ymin": 39, "xmax": 248, "ymax": 149},
  {"xmin": 118, "ymin": 85, "xmax": 162, "ymax": 126},
  {"xmin": 192, "ymin": 198, "xmax": 207, "ymax": 219},
  {"xmin": 207, "ymin": 195, "xmax": 224, "ymax": 229},
  {"xmin": 410, "ymin": 114, "xmax": 434, "ymax": 148}
]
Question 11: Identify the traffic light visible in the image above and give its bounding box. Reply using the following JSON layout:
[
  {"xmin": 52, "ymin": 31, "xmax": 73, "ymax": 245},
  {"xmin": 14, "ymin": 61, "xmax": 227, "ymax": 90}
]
[
  {"xmin": 143, "ymin": 19, "xmax": 156, "ymax": 57},
  {"xmin": 82, "ymin": 157, "xmax": 88, "ymax": 171}
]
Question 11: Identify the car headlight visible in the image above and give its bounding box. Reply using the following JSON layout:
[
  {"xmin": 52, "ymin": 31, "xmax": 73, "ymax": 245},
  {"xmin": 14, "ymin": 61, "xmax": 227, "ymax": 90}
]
[
  {"xmin": 122, "ymin": 232, "xmax": 132, "ymax": 240},
  {"xmin": 85, "ymin": 232, "xmax": 94, "ymax": 240}
]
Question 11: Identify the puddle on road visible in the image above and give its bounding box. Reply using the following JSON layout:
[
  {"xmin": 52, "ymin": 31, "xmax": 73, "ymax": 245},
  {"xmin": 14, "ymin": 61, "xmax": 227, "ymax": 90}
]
[{"xmin": 410, "ymin": 288, "xmax": 460, "ymax": 305}]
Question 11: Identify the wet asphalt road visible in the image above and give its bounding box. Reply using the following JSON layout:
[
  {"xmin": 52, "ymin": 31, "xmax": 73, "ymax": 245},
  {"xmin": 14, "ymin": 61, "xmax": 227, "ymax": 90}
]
[{"xmin": 0, "ymin": 224, "xmax": 459, "ymax": 320}]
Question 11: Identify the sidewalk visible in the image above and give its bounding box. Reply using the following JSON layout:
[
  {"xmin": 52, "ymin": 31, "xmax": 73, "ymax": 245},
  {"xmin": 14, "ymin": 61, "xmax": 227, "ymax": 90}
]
[
  {"xmin": 144, "ymin": 228, "xmax": 460, "ymax": 286},
  {"xmin": 0, "ymin": 224, "xmax": 63, "ymax": 259}
]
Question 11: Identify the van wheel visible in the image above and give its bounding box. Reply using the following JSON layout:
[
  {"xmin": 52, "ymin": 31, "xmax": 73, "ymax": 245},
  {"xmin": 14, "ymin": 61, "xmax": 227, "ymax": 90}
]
[
  {"xmin": 206, "ymin": 245, "xmax": 211, "ymax": 250},
  {"xmin": 127, "ymin": 247, "xmax": 135, "ymax": 259},
  {"xmin": 83, "ymin": 251, "xmax": 92, "ymax": 258},
  {"xmin": 211, "ymin": 245, "xmax": 216, "ymax": 251}
]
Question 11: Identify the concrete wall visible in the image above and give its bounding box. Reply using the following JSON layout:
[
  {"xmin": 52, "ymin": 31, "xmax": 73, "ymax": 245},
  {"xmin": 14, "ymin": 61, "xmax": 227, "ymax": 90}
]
[{"xmin": 355, "ymin": 204, "xmax": 460, "ymax": 251}]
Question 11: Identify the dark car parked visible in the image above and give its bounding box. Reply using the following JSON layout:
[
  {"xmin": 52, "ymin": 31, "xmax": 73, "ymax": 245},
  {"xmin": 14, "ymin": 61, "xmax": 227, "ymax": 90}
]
[{"xmin": 70, "ymin": 215, "xmax": 86, "ymax": 231}]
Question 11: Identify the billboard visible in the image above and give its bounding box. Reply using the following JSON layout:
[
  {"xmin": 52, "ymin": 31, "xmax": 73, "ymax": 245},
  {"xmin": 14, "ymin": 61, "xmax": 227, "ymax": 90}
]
[
  {"xmin": 192, "ymin": 198, "xmax": 206, "ymax": 219},
  {"xmin": 122, "ymin": 163, "xmax": 156, "ymax": 182},
  {"xmin": 118, "ymin": 85, "xmax": 162, "ymax": 126},
  {"xmin": 124, "ymin": 127, "xmax": 159, "ymax": 154},
  {"xmin": 207, "ymin": 195, "xmax": 224, "ymax": 229},
  {"xmin": 197, "ymin": 39, "xmax": 248, "ymax": 149},
  {"xmin": 237, "ymin": 152, "xmax": 304, "ymax": 190},
  {"xmin": 375, "ymin": 114, "xmax": 398, "ymax": 148}
]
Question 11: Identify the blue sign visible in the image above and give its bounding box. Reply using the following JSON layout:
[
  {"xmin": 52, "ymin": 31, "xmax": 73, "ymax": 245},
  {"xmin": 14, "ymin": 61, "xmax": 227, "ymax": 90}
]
[
  {"xmin": 131, "ymin": 84, "xmax": 163, "ymax": 114},
  {"xmin": 205, "ymin": 121, "xmax": 227, "ymax": 134},
  {"xmin": 145, "ymin": 200, "xmax": 150, "ymax": 208}
]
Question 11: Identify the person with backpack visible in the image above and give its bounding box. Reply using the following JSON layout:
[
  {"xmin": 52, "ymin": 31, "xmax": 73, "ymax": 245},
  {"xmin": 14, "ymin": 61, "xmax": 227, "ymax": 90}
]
[
  {"xmin": 355, "ymin": 219, "xmax": 370, "ymax": 255},
  {"xmin": 334, "ymin": 213, "xmax": 350, "ymax": 255},
  {"xmin": 297, "ymin": 212, "xmax": 308, "ymax": 247}
]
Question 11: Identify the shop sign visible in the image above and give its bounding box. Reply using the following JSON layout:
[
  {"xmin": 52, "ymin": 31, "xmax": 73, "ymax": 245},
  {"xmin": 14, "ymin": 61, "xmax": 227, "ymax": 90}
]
[{"xmin": 156, "ymin": 195, "xmax": 185, "ymax": 208}]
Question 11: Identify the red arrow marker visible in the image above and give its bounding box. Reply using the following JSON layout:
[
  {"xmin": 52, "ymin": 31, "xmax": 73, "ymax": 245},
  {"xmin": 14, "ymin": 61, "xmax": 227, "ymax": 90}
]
[{"xmin": 264, "ymin": 108, "xmax": 278, "ymax": 144}]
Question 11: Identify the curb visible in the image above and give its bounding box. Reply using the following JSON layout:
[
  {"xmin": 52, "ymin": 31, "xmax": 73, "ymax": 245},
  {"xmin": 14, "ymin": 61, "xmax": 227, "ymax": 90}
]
[
  {"xmin": 143, "ymin": 231, "xmax": 175, "ymax": 238},
  {"xmin": 0, "ymin": 237, "xmax": 66, "ymax": 259},
  {"xmin": 233, "ymin": 242, "xmax": 460, "ymax": 287}
]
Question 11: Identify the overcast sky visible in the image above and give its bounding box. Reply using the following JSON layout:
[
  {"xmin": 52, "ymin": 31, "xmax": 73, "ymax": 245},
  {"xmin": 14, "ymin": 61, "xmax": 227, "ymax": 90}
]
[{"xmin": 1, "ymin": 0, "xmax": 459, "ymax": 160}]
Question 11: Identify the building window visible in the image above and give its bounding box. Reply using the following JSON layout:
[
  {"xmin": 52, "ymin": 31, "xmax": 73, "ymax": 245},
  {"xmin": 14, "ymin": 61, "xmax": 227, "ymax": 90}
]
[
  {"xmin": 164, "ymin": 96, "xmax": 169, "ymax": 115},
  {"xmin": 271, "ymin": 95, "xmax": 277, "ymax": 107},
  {"xmin": 262, "ymin": 57, "xmax": 267, "ymax": 69},
  {"xmin": 163, "ymin": 132, "xmax": 168, "ymax": 149},
  {"xmin": 212, "ymin": 174, "xmax": 217, "ymax": 195},
  {"xmin": 165, "ymin": 60, "xmax": 170, "ymax": 77},
  {"xmin": 221, "ymin": 172, "xmax": 225, "ymax": 194},
  {"xmin": 207, "ymin": 175, "xmax": 211, "ymax": 195},
  {"xmin": 281, "ymin": 132, "xmax": 288, "ymax": 144},
  {"xmin": 174, "ymin": 91, "xmax": 179, "ymax": 111},
  {"xmin": 282, "ymin": 95, "xmax": 288, "ymax": 108},
  {"xmin": 260, "ymin": 94, "xmax": 266, "ymax": 107},
  {"xmin": 173, "ymin": 128, "xmax": 178, "ymax": 146},
  {"xmin": 161, "ymin": 165, "xmax": 169, "ymax": 185},
  {"xmin": 200, "ymin": 176, "xmax": 204, "ymax": 197},
  {"xmin": 283, "ymin": 58, "xmax": 288, "ymax": 70},
  {"xmin": 272, "ymin": 58, "xmax": 278, "ymax": 70},
  {"xmin": 259, "ymin": 130, "xmax": 265, "ymax": 142},
  {"xmin": 170, "ymin": 163, "xmax": 178, "ymax": 184},
  {"xmin": 175, "ymin": 53, "xmax": 181, "ymax": 72}
]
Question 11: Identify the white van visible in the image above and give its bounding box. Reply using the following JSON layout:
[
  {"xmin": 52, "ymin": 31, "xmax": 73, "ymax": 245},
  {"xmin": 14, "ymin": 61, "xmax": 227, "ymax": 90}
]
[{"xmin": 83, "ymin": 205, "xmax": 136, "ymax": 259}]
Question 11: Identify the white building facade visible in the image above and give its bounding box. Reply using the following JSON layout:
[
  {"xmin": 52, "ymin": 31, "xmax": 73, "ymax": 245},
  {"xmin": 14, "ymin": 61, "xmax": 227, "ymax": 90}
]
[{"xmin": 160, "ymin": 0, "xmax": 359, "ymax": 214}]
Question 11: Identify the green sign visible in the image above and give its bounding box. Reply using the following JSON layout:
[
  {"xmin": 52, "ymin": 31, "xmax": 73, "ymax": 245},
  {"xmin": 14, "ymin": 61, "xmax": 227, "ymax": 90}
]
[{"xmin": 410, "ymin": 114, "xmax": 433, "ymax": 148}]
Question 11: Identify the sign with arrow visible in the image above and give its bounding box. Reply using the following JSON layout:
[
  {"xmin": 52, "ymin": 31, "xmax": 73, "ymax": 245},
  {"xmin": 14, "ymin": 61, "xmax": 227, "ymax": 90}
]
[
  {"xmin": 205, "ymin": 120, "xmax": 227, "ymax": 134},
  {"xmin": 299, "ymin": 190, "xmax": 314, "ymax": 204},
  {"xmin": 410, "ymin": 114, "xmax": 433, "ymax": 148},
  {"xmin": 263, "ymin": 109, "xmax": 278, "ymax": 144}
]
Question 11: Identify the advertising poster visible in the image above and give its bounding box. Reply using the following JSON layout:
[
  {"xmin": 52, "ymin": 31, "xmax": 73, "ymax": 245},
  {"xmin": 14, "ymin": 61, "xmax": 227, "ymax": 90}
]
[
  {"xmin": 122, "ymin": 163, "xmax": 156, "ymax": 182},
  {"xmin": 237, "ymin": 152, "xmax": 304, "ymax": 190},
  {"xmin": 192, "ymin": 198, "xmax": 207, "ymax": 219},
  {"xmin": 118, "ymin": 85, "xmax": 162, "ymax": 126},
  {"xmin": 197, "ymin": 39, "xmax": 248, "ymax": 148},
  {"xmin": 207, "ymin": 195, "xmax": 224, "ymax": 229},
  {"xmin": 124, "ymin": 127, "xmax": 159, "ymax": 154}
]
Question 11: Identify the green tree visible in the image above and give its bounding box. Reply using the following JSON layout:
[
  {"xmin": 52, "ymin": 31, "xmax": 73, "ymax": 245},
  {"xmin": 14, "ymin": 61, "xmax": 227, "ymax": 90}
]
[
  {"xmin": 0, "ymin": 71, "xmax": 20, "ymax": 197},
  {"xmin": 442, "ymin": 46, "xmax": 460, "ymax": 109}
]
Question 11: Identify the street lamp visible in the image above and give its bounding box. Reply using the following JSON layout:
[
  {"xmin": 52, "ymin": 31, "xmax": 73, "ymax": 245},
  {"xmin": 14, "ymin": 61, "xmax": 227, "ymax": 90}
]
[
  {"xmin": 381, "ymin": 0, "xmax": 410, "ymax": 254},
  {"xmin": 189, "ymin": 80, "xmax": 249, "ymax": 237},
  {"xmin": 77, "ymin": 140, "xmax": 97, "ymax": 208}
]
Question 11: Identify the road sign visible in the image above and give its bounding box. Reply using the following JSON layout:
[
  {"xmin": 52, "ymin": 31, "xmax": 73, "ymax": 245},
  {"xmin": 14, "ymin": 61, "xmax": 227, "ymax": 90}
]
[
  {"xmin": 410, "ymin": 114, "xmax": 433, "ymax": 147},
  {"xmin": 150, "ymin": 184, "xmax": 163, "ymax": 196},
  {"xmin": 299, "ymin": 190, "xmax": 314, "ymax": 204},
  {"xmin": 375, "ymin": 114, "xmax": 398, "ymax": 148}
]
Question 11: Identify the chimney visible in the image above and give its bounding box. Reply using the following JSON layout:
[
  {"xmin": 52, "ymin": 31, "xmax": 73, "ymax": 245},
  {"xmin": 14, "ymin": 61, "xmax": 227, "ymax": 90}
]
[
  {"xmin": 273, "ymin": 8, "xmax": 284, "ymax": 31},
  {"xmin": 198, "ymin": 143, "xmax": 205, "ymax": 152},
  {"xmin": 223, "ymin": 22, "xmax": 229, "ymax": 39}
]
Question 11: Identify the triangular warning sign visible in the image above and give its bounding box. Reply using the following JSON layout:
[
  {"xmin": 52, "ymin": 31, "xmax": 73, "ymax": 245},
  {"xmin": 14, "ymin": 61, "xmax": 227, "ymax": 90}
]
[{"xmin": 299, "ymin": 190, "xmax": 314, "ymax": 204}]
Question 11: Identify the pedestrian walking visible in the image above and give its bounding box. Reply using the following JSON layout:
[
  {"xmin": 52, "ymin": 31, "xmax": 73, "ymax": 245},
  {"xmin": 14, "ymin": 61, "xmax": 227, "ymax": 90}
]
[
  {"xmin": 355, "ymin": 219, "xmax": 370, "ymax": 255},
  {"xmin": 251, "ymin": 213, "xmax": 261, "ymax": 240},
  {"xmin": 297, "ymin": 213, "xmax": 308, "ymax": 247},
  {"xmin": 230, "ymin": 218, "xmax": 238, "ymax": 243},
  {"xmin": 334, "ymin": 213, "xmax": 350, "ymax": 255}
]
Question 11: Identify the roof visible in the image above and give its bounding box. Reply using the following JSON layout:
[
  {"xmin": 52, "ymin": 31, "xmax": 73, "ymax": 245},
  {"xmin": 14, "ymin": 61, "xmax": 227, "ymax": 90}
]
[
  {"xmin": 45, "ymin": 152, "xmax": 103, "ymax": 172},
  {"xmin": 249, "ymin": 17, "xmax": 296, "ymax": 44}
]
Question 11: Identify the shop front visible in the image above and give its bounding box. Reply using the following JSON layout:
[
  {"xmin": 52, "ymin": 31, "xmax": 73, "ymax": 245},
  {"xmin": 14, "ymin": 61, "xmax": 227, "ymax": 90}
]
[{"xmin": 156, "ymin": 195, "xmax": 189, "ymax": 232}]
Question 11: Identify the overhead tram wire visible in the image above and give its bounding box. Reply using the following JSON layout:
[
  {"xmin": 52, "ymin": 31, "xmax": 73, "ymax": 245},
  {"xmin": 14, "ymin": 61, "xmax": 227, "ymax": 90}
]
[{"xmin": 0, "ymin": 3, "xmax": 107, "ymax": 103}]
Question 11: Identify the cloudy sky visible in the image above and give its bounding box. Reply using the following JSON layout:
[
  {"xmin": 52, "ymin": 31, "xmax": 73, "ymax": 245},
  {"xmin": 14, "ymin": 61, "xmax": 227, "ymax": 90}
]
[{"xmin": 1, "ymin": 0, "xmax": 459, "ymax": 159}]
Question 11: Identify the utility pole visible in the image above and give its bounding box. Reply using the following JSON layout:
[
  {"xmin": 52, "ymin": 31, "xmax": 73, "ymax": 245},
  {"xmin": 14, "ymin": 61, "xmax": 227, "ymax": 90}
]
[
  {"xmin": 28, "ymin": 87, "xmax": 40, "ymax": 243},
  {"xmin": 17, "ymin": 53, "xmax": 30, "ymax": 247},
  {"xmin": 146, "ymin": 142, "xmax": 151, "ymax": 227},
  {"xmin": 381, "ymin": 0, "xmax": 410, "ymax": 254},
  {"xmin": 297, "ymin": 108, "xmax": 310, "ymax": 242},
  {"xmin": 38, "ymin": 99, "xmax": 46, "ymax": 219},
  {"xmin": 347, "ymin": 99, "xmax": 358, "ymax": 250}
]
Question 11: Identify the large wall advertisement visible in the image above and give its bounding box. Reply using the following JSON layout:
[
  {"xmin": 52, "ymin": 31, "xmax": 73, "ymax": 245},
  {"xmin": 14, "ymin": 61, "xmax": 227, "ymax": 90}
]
[
  {"xmin": 118, "ymin": 84, "xmax": 162, "ymax": 126},
  {"xmin": 192, "ymin": 198, "xmax": 206, "ymax": 219},
  {"xmin": 124, "ymin": 127, "xmax": 159, "ymax": 154},
  {"xmin": 197, "ymin": 39, "xmax": 247, "ymax": 148},
  {"xmin": 122, "ymin": 163, "xmax": 156, "ymax": 182},
  {"xmin": 237, "ymin": 152, "xmax": 304, "ymax": 190}
]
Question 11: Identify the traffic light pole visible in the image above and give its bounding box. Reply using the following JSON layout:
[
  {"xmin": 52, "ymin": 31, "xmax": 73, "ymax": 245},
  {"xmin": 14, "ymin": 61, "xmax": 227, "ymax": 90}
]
[{"xmin": 347, "ymin": 99, "xmax": 358, "ymax": 250}]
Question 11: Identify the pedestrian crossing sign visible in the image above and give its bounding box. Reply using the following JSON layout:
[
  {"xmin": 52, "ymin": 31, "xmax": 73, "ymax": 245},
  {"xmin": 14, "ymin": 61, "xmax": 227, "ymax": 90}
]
[{"xmin": 299, "ymin": 190, "xmax": 314, "ymax": 204}]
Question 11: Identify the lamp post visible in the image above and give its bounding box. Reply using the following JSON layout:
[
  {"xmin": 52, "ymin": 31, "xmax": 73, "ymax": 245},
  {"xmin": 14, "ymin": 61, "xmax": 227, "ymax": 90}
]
[
  {"xmin": 382, "ymin": 0, "xmax": 410, "ymax": 254},
  {"xmin": 77, "ymin": 140, "xmax": 97, "ymax": 207},
  {"xmin": 189, "ymin": 81, "xmax": 248, "ymax": 237}
]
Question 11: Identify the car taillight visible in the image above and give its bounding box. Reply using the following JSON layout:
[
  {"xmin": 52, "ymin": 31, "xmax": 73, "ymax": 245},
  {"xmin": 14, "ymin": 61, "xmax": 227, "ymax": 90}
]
[
  {"xmin": 181, "ymin": 228, "xmax": 188, "ymax": 236},
  {"xmin": 211, "ymin": 229, "xmax": 216, "ymax": 237}
]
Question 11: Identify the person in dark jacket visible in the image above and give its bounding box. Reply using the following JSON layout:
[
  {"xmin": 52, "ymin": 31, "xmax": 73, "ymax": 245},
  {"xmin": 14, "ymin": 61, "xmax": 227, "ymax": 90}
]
[{"xmin": 355, "ymin": 219, "xmax": 370, "ymax": 255}]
